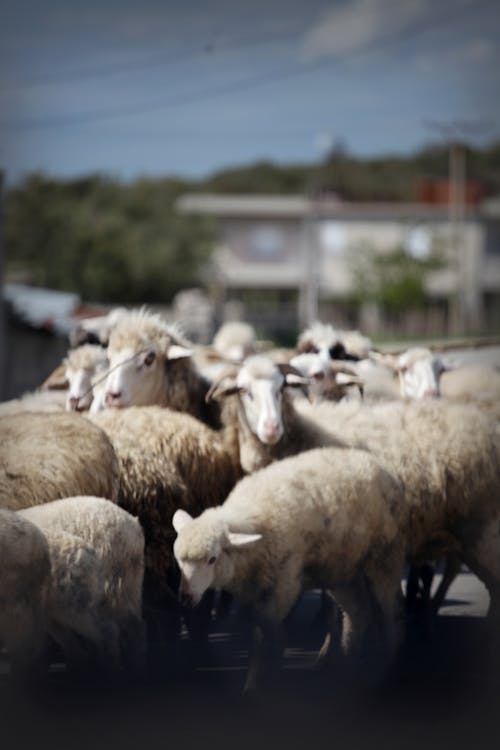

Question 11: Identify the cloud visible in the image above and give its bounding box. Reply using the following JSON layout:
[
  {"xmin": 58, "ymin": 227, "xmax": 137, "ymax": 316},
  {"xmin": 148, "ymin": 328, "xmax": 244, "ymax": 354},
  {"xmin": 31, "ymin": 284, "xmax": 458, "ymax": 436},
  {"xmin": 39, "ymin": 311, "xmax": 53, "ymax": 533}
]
[{"xmin": 301, "ymin": 0, "xmax": 429, "ymax": 61}]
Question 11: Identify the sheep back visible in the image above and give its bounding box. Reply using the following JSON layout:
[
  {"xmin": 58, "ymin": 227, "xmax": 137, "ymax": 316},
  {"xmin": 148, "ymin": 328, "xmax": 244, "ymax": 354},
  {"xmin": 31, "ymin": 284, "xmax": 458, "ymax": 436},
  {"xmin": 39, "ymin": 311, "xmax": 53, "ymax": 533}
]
[
  {"xmin": 20, "ymin": 495, "xmax": 144, "ymax": 615},
  {"xmin": 0, "ymin": 412, "xmax": 120, "ymax": 510}
]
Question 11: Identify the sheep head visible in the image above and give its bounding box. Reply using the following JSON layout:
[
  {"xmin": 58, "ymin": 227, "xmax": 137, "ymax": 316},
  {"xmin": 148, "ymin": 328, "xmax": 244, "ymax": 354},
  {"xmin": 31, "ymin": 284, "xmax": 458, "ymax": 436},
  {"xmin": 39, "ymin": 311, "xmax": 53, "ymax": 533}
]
[
  {"xmin": 173, "ymin": 509, "xmax": 261, "ymax": 606},
  {"xmin": 206, "ymin": 355, "xmax": 308, "ymax": 445},
  {"xmin": 104, "ymin": 309, "xmax": 192, "ymax": 408}
]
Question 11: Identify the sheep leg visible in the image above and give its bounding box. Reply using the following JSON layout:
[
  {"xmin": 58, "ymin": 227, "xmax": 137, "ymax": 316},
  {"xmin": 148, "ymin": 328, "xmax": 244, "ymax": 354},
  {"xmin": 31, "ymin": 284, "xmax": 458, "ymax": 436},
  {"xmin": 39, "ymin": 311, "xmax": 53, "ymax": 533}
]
[
  {"xmin": 315, "ymin": 590, "xmax": 343, "ymax": 668},
  {"xmin": 51, "ymin": 609, "xmax": 121, "ymax": 677},
  {"xmin": 364, "ymin": 566, "xmax": 405, "ymax": 673},
  {"xmin": 244, "ymin": 617, "xmax": 285, "ymax": 694},
  {"xmin": 432, "ymin": 553, "xmax": 462, "ymax": 615},
  {"xmin": 329, "ymin": 575, "xmax": 372, "ymax": 665},
  {"xmin": 3, "ymin": 613, "xmax": 48, "ymax": 682},
  {"xmin": 461, "ymin": 519, "xmax": 500, "ymax": 669}
]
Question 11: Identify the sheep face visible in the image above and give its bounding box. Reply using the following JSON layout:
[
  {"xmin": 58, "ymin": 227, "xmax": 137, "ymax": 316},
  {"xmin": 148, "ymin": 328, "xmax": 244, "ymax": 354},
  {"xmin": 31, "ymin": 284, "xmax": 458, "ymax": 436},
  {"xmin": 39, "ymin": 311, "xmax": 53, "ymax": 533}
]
[
  {"xmin": 65, "ymin": 366, "xmax": 95, "ymax": 412},
  {"xmin": 64, "ymin": 347, "xmax": 108, "ymax": 412},
  {"xmin": 104, "ymin": 343, "xmax": 191, "ymax": 408},
  {"xmin": 397, "ymin": 350, "xmax": 445, "ymax": 400},
  {"xmin": 236, "ymin": 363, "xmax": 286, "ymax": 444},
  {"xmin": 173, "ymin": 509, "xmax": 261, "ymax": 606}
]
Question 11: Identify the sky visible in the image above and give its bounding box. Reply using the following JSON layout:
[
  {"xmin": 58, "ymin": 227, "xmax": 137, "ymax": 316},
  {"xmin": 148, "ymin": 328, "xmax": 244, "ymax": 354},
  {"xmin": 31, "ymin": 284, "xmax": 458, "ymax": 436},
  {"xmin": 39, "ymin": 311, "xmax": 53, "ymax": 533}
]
[{"xmin": 1, "ymin": 0, "xmax": 499, "ymax": 185}]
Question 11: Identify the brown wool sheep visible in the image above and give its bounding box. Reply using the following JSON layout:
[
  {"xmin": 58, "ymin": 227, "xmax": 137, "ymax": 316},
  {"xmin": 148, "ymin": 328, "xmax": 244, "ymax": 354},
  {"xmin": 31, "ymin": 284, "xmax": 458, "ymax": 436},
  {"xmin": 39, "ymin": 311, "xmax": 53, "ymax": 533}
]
[{"xmin": 0, "ymin": 412, "xmax": 120, "ymax": 510}]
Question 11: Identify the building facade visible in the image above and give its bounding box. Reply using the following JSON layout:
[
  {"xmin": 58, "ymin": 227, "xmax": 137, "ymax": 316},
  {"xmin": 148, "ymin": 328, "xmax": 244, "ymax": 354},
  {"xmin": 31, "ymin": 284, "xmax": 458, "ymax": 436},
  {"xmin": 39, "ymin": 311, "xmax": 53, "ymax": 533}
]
[{"xmin": 178, "ymin": 193, "xmax": 500, "ymax": 341}]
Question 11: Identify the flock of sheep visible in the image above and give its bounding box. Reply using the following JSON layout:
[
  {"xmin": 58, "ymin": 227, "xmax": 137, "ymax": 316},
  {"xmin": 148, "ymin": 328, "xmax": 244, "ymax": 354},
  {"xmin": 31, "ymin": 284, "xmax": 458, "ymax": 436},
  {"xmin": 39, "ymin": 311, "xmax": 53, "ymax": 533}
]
[{"xmin": 1, "ymin": 309, "xmax": 500, "ymax": 692}]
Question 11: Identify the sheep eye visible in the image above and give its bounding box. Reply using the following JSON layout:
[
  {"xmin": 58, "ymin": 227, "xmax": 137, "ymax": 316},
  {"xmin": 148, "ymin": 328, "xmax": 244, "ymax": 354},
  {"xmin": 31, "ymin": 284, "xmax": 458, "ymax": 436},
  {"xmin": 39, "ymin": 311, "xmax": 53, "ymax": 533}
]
[
  {"xmin": 144, "ymin": 351, "xmax": 156, "ymax": 367},
  {"xmin": 208, "ymin": 556, "xmax": 217, "ymax": 565}
]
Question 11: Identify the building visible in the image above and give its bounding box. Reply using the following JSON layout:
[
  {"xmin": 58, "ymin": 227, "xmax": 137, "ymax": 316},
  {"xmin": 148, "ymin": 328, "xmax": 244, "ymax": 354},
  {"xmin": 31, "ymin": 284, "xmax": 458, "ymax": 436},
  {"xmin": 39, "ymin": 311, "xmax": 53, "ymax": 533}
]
[{"xmin": 177, "ymin": 193, "xmax": 500, "ymax": 341}]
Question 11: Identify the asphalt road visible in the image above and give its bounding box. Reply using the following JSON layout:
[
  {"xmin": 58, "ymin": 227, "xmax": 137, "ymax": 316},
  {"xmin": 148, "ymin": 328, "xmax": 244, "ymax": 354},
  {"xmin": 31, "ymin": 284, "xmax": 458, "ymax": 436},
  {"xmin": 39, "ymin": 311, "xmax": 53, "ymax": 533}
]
[{"xmin": 2, "ymin": 569, "xmax": 498, "ymax": 750}]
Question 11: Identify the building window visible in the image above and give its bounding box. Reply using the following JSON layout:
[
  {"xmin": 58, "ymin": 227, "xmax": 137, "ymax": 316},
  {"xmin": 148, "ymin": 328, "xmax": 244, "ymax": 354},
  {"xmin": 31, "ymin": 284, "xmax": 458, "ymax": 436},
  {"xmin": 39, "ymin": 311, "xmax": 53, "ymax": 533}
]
[{"xmin": 249, "ymin": 225, "xmax": 285, "ymax": 259}]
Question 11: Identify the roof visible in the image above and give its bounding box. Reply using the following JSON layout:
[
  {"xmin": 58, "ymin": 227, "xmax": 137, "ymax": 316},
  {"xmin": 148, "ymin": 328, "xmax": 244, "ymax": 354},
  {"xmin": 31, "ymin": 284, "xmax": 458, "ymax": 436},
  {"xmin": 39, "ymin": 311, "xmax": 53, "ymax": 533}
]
[
  {"xmin": 3, "ymin": 283, "xmax": 105, "ymax": 336},
  {"xmin": 177, "ymin": 193, "xmax": 487, "ymax": 221}
]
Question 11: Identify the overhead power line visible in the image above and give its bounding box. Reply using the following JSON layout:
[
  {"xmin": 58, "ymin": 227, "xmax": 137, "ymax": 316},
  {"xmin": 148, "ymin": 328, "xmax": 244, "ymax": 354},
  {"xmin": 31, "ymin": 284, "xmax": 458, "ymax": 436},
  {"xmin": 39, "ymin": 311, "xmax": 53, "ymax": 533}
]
[{"xmin": 0, "ymin": 0, "xmax": 496, "ymax": 132}]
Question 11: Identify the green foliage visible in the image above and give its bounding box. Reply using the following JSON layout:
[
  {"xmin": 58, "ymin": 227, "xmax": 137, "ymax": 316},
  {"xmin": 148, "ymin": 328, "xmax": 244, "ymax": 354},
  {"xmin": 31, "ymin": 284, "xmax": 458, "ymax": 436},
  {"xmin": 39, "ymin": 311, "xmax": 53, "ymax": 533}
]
[
  {"xmin": 5, "ymin": 174, "xmax": 215, "ymax": 304},
  {"xmin": 349, "ymin": 244, "xmax": 443, "ymax": 313},
  {"xmin": 5, "ymin": 139, "xmax": 500, "ymax": 305}
]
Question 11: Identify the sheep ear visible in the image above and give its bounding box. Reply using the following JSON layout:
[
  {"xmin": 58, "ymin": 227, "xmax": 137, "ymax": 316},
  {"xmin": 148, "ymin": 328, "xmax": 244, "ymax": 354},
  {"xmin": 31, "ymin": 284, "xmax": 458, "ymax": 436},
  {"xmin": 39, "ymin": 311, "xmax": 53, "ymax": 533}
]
[
  {"xmin": 167, "ymin": 344, "xmax": 193, "ymax": 360},
  {"xmin": 227, "ymin": 532, "xmax": 262, "ymax": 547},
  {"xmin": 173, "ymin": 509, "xmax": 194, "ymax": 533},
  {"xmin": 369, "ymin": 351, "xmax": 400, "ymax": 372},
  {"xmin": 205, "ymin": 366, "xmax": 240, "ymax": 402}
]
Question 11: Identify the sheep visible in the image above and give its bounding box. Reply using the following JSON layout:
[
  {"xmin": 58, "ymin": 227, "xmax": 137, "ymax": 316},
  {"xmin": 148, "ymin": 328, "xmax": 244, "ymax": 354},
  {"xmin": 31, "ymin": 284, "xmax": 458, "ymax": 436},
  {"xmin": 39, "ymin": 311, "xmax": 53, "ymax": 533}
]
[
  {"xmin": 62, "ymin": 344, "xmax": 109, "ymax": 412},
  {"xmin": 297, "ymin": 321, "xmax": 372, "ymax": 361},
  {"xmin": 0, "ymin": 388, "xmax": 67, "ymax": 417},
  {"xmin": 206, "ymin": 355, "xmax": 500, "ymax": 635},
  {"xmin": 37, "ymin": 343, "xmax": 110, "ymax": 413},
  {"xmin": 22, "ymin": 525, "xmax": 123, "ymax": 675},
  {"xmin": 0, "ymin": 510, "xmax": 50, "ymax": 677},
  {"xmin": 19, "ymin": 495, "xmax": 146, "ymax": 673},
  {"xmin": 212, "ymin": 320, "xmax": 258, "ymax": 362},
  {"xmin": 289, "ymin": 352, "xmax": 365, "ymax": 402},
  {"xmin": 69, "ymin": 306, "xmax": 129, "ymax": 347},
  {"xmin": 173, "ymin": 447, "xmax": 406, "ymax": 691},
  {"xmin": 0, "ymin": 412, "xmax": 120, "ymax": 510},
  {"xmin": 101, "ymin": 308, "xmax": 222, "ymax": 429},
  {"xmin": 87, "ymin": 406, "xmax": 242, "ymax": 653},
  {"xmin": 369, "ymin": 347, "xmax": 447, "ymax": 401}
]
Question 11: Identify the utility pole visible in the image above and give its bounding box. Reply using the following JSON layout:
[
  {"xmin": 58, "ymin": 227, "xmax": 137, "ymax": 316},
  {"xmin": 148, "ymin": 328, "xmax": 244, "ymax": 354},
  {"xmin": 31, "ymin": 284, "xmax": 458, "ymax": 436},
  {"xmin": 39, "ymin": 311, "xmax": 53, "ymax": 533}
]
[
  {"xmin": 299, "ymin": 135, "xmax": 334, "ymax": 329},
  {"xmin": 424, "ymin": 120, "xmax": 490, "ymax": 333},
  {"xmin": 0, "ymin": 171, "xmax": 5, "ymax": 399},
  {"xmin": 424, "ymin": 118, "xmax": 491, "ymax": 335}
]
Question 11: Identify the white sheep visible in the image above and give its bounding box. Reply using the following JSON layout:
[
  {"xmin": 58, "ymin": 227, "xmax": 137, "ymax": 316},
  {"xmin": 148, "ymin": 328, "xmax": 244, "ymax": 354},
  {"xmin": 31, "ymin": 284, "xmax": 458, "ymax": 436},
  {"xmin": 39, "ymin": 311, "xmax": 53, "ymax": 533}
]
[
  {"xmin": 212, "ymin": 320, "xmax": 258, "ymax": 362},
  {"xmin": 206, "ymin": 355, "xmax": 500, "ymax": 632},
  {"xmin": 173, "ymin": 447, "xmax": 405, "ymax": 691},
  {"xmin": 0, "ymin": 412, "xmax": 120, "ymax": 510},
  {"xmin": 0, "ymin": 509, "xmax": 50, "ymax": 677},
  {"xmin": 19, "ymin": 495, "xmax": 146, "ymax": 672},
  {"xmin": 63, "ymin": 344, "xmax": 109, "ymax": 412}
]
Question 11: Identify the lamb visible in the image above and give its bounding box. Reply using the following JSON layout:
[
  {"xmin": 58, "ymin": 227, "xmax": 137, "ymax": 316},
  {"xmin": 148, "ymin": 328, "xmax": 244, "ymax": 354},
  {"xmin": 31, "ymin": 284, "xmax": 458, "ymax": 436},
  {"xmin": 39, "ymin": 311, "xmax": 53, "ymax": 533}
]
[
  {"xmin": 0, "ymin": 510, "xmax": 50, "ymax": 677},
  {"xmin": 207, "ymin": 355, "xmax": 500, "ymax": 631},
  {"xmin": 19, "ymin": 496, "xmax": 146, "ymax": 672},
  {"xmin": 173, "ymin": 447, "xmax": 406, "ymax": 691},
  {"xmin": 88, "ymin": 406, "xmax": 242, "ymax": 649},
  {"xmin": 101, "ymin": 308, "xmax": 222, "ymax": 429},
  {"xmin": 0, "ymin": 412, "xmax": 120, "ymax": 510}
]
